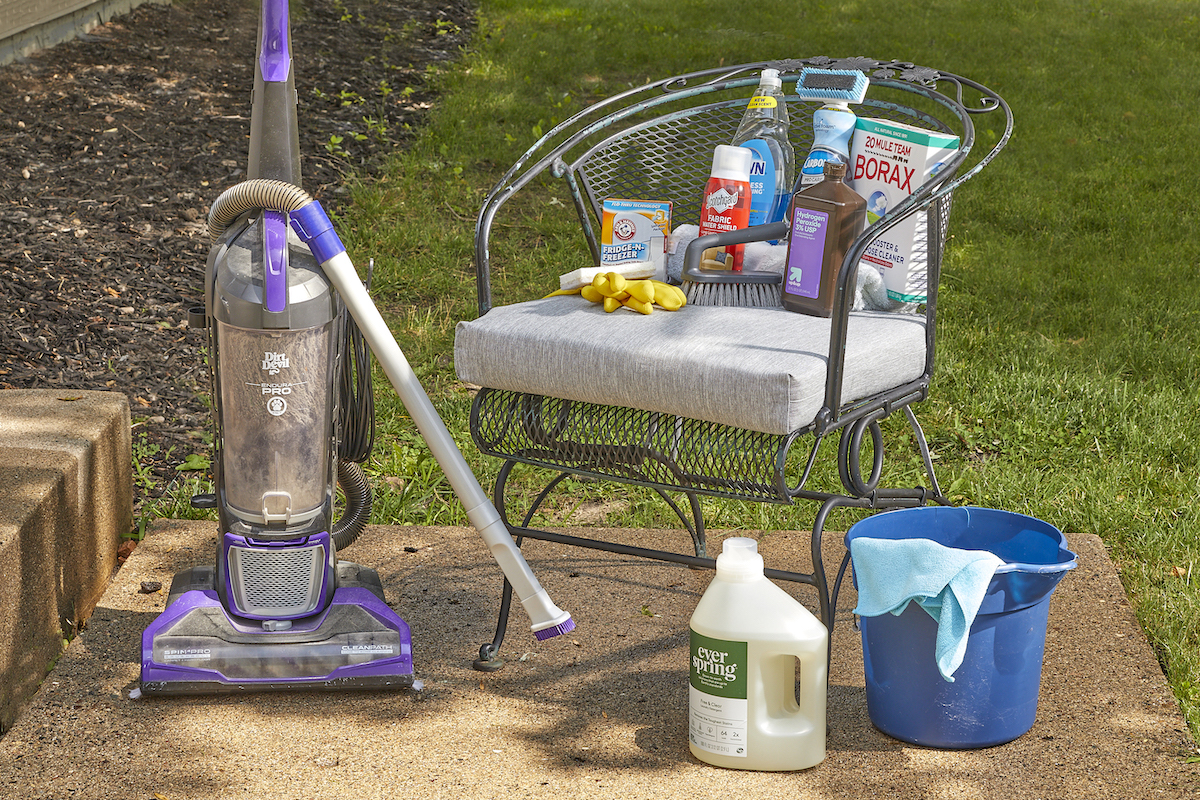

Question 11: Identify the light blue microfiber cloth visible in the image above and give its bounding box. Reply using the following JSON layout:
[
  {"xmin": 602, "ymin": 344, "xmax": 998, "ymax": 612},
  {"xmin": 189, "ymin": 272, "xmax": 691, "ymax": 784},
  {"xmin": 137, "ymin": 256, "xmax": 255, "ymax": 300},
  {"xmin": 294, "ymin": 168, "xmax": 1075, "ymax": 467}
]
[{"xmin": 851, "ymin": 536, "xmax": 1005, "ymax": 682}]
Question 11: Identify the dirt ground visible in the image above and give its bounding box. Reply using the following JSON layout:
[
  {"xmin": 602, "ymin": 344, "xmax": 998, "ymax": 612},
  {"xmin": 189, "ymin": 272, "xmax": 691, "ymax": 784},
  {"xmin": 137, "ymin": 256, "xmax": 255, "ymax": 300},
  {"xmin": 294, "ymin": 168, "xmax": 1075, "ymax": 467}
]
[{"xmin": 0, "ymin": 0, "xmax": 474, "ymax": 512}]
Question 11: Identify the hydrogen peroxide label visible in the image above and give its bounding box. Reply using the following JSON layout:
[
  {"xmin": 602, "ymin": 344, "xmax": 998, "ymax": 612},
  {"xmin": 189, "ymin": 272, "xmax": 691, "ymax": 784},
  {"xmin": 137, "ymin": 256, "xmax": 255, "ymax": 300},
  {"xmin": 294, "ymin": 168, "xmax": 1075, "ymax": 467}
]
[
  {"xmin": 689, "ymin": 630, "xmax": 749, "ymax": 758},
  {"xmin": 784, "ymin": 206, "xmax": 830, "ymax": 299}
]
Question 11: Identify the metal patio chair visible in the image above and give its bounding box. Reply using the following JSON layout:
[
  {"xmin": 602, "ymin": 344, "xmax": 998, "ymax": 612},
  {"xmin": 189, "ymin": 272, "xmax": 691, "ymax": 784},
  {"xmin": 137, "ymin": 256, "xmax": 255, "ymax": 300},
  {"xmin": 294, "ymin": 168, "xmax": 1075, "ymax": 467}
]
[{"xmin": 453, "ymin": 57, "xmax": 1013, "ymax": 669}]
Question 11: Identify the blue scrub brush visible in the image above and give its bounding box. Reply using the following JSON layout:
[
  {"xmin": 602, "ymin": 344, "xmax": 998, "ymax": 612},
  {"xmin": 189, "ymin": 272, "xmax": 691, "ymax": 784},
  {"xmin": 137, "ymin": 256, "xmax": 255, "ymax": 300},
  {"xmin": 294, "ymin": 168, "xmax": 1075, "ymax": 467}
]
[{"xmin": 794, "ymin": 67, "xmax": 869, "ymax": 105}]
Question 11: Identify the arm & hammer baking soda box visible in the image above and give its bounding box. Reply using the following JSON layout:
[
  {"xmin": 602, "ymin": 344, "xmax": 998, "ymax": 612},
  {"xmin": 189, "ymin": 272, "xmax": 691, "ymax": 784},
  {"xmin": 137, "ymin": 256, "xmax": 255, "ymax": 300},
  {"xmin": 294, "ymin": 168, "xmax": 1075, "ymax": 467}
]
[
  {"xmin": 848, "ymin": 118, "xmax": 959, "ymax": 309},
  {"xmin": 600, "ymin": 199, "xmax": 672, "ymax": 281}
]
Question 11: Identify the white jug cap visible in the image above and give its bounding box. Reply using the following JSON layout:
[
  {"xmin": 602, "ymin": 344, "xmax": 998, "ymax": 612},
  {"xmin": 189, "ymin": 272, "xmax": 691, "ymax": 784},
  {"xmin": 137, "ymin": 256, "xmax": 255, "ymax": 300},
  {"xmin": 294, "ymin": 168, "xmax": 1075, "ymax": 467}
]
[
  {"xmin": 710, "ymin": 145, "xmax": 753, "ymax": 182},
  {"xmin": 716, "ymin": 537, "xmax": 764, "ymax": 581}
]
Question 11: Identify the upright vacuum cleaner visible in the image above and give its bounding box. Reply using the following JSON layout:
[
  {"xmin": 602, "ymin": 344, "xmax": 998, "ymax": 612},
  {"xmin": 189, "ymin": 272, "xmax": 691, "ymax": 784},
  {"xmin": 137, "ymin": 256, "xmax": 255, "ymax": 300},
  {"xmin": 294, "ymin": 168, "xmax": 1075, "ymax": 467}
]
[{"xmin": 139, "ymin": 0, "xmax": 572, "ymax": 694}]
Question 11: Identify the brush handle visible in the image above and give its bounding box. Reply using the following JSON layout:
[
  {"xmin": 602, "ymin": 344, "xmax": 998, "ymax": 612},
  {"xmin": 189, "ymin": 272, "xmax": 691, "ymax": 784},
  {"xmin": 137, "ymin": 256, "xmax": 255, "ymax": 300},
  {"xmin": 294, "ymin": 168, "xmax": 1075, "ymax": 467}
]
[{"xmin": 682, "ymin": 222, "xmax": 788, "ymax": 284}]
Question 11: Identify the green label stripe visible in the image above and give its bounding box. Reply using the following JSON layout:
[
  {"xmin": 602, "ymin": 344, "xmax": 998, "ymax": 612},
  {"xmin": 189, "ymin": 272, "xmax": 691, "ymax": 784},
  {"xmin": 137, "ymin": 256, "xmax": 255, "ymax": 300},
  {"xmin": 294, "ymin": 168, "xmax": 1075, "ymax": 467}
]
[
  {"xmin": 886, "ymin": 288, "xmax": 927, "ymax": 303},
  {"xmin": 690, "ymin": 630, "xmax": 747, "ymax": 700},
  {"xmin": 854, "ymin": 117, "xmax": 959, "ymax": 149}
]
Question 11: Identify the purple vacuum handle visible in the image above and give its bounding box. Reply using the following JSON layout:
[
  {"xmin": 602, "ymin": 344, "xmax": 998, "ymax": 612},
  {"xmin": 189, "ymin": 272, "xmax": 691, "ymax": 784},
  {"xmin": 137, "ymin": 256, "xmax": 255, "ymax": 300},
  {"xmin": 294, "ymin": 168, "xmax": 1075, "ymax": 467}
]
[
  {"xmin": 263, "ymin": 210, "xmax": 288, "ymax": 313},
  {"xmin": 259, "ymin": 0, "xmax": 291, "ymax": 83}
]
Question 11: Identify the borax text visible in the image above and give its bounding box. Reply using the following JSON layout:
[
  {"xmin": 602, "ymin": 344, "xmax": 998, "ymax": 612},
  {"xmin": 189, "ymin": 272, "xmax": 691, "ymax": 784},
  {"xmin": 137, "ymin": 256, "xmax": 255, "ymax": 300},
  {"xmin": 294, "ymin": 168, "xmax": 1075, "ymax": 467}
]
[{"xmin": 853, "ymin": 154, "xmax": 915, "ymax": 193}]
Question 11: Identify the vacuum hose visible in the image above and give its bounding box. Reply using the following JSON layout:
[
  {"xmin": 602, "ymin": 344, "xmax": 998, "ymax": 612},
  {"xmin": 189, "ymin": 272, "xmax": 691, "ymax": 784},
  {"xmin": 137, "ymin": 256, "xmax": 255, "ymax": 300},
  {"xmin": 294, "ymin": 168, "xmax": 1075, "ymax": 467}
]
[
  {"xmin": 206, "ymin": 180, "xmax": 575, "ymax": 641},
  {"xmin": 208, "ymin": 179, "xmax": 312, "ymax": 243},
  {"xmin": 332, "ymin": 460, "xmax": 371, "ymax": 551}
]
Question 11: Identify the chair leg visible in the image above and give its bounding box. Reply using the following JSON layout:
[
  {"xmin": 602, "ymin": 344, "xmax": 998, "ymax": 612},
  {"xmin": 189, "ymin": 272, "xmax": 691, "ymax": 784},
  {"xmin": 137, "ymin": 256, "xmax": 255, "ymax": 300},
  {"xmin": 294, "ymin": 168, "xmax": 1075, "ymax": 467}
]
[
  {"xmin": 905, "ymin": 405, "xmax": 947, "ymax": 502},
  {"xmin": 811, "ymin": 493, "xmax": 877, "ymax": 683},
  {"xmin": 473, "ymin": 576, "xmax": 515, "ymax": 672},
  {"xmin": 652, "ymin": 487, "xmax": 706, "ymax": 558},
  {"xmin": 472, "ymin": 459, "xmax": 526, "ymax": 672}
]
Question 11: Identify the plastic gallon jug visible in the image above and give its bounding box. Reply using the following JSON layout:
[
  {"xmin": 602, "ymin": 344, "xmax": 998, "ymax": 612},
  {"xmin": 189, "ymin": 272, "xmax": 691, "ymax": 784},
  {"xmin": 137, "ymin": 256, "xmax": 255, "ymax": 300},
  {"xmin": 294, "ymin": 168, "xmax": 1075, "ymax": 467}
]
[
  {"xmin": 688, "ymin": 538, "xmax": 827, "ymax": 771},
  {"xmin": 731, "ymin": 68, "xmax": 795, "ymax": 228}
]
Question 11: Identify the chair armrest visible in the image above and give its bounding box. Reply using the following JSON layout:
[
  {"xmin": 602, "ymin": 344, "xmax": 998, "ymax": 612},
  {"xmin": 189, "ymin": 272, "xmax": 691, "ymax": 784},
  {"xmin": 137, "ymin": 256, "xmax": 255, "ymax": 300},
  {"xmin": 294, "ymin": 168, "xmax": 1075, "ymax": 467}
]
[{"xmin": 680, "ymin": 221, "xmax": 790, "ymax": 284}]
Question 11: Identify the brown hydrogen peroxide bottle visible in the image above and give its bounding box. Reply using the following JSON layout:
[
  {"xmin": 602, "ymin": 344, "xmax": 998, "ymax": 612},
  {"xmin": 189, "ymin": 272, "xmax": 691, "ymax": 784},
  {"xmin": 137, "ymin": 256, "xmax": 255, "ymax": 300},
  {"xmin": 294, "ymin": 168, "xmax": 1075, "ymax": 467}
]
[{"xmin": 781, "ymin": 160, "xmax": 867, "ymax": 317}]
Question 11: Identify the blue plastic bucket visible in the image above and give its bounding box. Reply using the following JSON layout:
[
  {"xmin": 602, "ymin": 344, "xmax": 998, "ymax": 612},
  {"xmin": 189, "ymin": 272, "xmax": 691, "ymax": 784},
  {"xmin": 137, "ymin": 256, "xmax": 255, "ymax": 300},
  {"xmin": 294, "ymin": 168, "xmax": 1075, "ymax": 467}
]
[{"xmin": 845, "ymin": 506, "xmax": 1077, "ymax": 748}]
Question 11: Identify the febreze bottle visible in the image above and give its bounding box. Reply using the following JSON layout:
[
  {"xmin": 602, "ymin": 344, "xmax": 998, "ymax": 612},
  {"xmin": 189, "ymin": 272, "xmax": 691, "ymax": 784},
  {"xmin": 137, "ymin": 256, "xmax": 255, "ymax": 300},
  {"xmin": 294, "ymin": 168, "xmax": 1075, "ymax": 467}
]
[
  {"xmin": 688, "ymin": 538, "xmax": 827, "ymax": 771},
  {"xmin": 698, "ymin": 145, "xmax": 752, "ymax": 271}
]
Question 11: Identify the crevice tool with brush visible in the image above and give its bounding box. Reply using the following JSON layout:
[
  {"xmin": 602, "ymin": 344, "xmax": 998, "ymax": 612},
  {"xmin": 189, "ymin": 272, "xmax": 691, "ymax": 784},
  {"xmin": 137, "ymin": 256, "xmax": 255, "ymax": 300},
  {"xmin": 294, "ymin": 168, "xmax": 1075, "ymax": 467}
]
[{"xmin": 681, "ymin": 220, "xmax": 789, "ymax": 307}]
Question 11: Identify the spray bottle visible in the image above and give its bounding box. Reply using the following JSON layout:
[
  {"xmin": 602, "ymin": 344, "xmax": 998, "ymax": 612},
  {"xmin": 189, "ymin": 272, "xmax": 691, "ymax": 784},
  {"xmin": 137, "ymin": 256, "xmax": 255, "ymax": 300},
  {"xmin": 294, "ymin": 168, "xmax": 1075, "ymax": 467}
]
[
  {"xmin": 793, "ymin": 68, "xmax": 869, "ymax": 191},
  {"xmin": 689, "ymin": 538, "xmax": 827, "ymax": 771},
  {"xmin": 698, "ymin": 145, "xmax": 752, "ymax": 271},
  {"xmin": 731, "ymin": 69, "xmax": 795, "ymax": 228}
]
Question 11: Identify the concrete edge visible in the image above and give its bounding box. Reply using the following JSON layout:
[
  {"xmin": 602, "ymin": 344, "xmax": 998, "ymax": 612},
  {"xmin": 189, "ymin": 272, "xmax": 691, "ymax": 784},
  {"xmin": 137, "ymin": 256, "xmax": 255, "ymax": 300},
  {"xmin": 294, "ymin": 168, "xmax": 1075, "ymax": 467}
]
[
  {"xmin": 0, "ymin": 389, "xmax": 132, "ymax": 733},
  {"xmin": 0, "ymin": 0, "xmax": 169, "ymax": 67}
]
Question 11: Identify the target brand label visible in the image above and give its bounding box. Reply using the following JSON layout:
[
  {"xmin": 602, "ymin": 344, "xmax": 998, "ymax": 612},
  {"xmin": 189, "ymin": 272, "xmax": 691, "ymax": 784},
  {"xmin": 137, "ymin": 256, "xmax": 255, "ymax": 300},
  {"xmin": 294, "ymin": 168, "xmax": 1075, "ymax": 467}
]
[{"xmin": 689, "ymin": 631, "xmax": 749, "ymax": 757}]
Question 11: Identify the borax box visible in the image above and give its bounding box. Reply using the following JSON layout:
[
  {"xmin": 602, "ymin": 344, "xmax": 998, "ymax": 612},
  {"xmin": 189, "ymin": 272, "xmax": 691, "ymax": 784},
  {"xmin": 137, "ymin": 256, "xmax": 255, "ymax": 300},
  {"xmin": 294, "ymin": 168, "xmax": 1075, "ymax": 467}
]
[{"xmin": 848, "ymin": 118, "xmax": 959, "ymax": 308}]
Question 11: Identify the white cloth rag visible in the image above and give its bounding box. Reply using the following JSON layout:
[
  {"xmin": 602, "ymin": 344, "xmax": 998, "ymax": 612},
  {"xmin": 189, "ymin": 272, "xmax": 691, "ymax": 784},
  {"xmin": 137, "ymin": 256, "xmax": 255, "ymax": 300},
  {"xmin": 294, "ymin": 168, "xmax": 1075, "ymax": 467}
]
[{"xmin": 665, "ymin": 224, "xmax": 892, "ymax": 311}]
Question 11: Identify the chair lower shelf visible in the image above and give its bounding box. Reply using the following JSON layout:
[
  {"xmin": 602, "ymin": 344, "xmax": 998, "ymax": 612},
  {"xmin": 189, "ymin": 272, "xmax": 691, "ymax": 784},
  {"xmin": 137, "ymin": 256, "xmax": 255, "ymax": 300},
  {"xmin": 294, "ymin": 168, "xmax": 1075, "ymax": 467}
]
[
  {"xmin": 467, "ymin": 387, "xmax": 947, "ymax": 670},
  {"xmin": 470, "ymin": 388, "xmax": 798, "ymax": 504}
]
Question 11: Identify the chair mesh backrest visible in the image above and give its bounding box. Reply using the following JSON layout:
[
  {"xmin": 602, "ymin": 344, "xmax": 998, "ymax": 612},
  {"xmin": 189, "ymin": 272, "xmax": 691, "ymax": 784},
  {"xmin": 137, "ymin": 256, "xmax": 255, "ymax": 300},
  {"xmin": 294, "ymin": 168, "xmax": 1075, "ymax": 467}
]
[
  {"xmin": 573, "ymin": 96, "xmax": 956, "ymax": 271},
  {"xmin": 579, "ymin": 104, "xmax": 751, "ymax": 227}
]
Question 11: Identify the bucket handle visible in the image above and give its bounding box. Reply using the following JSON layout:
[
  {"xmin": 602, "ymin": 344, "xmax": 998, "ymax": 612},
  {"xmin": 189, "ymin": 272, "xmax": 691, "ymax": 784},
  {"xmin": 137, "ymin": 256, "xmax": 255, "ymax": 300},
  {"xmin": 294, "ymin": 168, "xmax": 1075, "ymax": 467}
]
[{"xmin": 993, "ymin": 549, "xmax": 1077, "ymax": 575}]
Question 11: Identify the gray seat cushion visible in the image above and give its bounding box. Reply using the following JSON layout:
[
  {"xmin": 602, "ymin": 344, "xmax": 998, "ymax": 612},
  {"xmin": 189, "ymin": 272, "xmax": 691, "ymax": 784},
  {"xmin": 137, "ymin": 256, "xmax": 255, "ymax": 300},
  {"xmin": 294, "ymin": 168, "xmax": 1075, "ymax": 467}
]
[{"xmin": 454, "ymin": 297, "xmax": 926, "ymax": 436}]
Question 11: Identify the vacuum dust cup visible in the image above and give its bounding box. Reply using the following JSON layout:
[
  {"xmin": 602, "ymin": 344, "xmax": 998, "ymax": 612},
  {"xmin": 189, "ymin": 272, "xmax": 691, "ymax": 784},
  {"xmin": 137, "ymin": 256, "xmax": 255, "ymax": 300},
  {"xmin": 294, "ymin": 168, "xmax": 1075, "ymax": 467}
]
[
  {"xmin": 210, "ymin": 211, "xmax": 338, "ymax": 532},
  {"xmin": 688, "ymin": 537, "xmax": 827, "ymax": 771}
]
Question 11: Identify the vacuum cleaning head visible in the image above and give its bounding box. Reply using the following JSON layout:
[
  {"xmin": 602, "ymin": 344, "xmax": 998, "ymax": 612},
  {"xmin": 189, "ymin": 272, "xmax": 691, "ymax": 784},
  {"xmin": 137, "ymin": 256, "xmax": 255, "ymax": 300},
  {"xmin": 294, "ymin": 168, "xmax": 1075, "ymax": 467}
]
[{"xmin": 141, "ymin": 561, "xmax": 416, "ymax": 694}]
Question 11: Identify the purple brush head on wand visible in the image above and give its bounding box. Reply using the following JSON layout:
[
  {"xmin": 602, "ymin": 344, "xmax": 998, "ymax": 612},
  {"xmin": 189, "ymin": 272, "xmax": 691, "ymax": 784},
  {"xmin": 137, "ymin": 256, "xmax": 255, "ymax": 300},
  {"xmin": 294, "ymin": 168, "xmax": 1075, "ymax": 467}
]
[{"xmin": 533, "ymin": 616, "xmax": 576, "ymax": 641}]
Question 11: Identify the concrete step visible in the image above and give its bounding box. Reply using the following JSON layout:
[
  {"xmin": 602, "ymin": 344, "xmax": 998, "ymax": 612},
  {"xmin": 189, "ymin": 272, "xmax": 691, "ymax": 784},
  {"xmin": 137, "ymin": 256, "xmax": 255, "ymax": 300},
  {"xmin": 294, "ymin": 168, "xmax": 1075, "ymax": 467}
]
[{"xmin": 0, "ymin": 389, "xmax": 131, "ymax": 733}]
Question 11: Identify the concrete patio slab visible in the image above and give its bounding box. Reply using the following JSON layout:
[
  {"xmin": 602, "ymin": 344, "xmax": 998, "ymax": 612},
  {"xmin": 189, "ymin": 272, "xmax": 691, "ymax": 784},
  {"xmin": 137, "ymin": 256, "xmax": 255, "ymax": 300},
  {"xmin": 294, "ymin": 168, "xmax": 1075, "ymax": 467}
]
[{"xmin": 0, "ymin": 520, "xmax": 1195, "ymax": 798}]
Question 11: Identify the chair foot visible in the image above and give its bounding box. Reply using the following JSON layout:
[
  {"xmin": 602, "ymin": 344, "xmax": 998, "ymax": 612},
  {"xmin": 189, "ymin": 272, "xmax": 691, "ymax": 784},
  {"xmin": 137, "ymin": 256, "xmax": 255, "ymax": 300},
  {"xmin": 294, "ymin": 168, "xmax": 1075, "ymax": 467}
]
[{"xmin": 473, "ymin": 643, "xmax": 506, "ymax": 672}]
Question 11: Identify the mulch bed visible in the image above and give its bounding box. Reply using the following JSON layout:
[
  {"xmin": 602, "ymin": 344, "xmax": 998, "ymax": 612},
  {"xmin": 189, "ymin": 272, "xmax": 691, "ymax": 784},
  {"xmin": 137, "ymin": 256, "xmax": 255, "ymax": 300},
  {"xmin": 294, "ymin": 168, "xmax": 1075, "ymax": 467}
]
[{"xmin": 0, "ymin": 0, "xmax": 473, "ymax": 515}]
